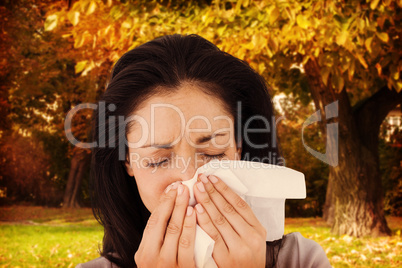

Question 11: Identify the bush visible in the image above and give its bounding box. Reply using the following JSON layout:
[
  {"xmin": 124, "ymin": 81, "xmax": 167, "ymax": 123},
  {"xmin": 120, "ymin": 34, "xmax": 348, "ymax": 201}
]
[{"xmin": 0, "ymin": 133, "xmax": 64, "ymax": 206}]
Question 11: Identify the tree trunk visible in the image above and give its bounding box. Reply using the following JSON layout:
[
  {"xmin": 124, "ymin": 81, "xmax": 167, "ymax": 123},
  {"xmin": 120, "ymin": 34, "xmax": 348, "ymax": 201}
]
[
  {"xmin": 323, "ymin": 169, "xmax": 335, "ymax": 224},
  {"xmin": 331, "ymin": 99, "xmax": 391, "ymax": 236},
  {"xmin": 304, "ymin": 58, "xmax": 397, "ymax": 237},
  {"xmin": 63, "ymin": 149, "xmax": 90, "ymax": 208}
]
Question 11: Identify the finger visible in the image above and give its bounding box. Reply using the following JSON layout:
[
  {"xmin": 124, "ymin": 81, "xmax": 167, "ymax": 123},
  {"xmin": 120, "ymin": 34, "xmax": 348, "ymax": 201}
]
[
  {"xmin": 160, "ymin": 183, "xmax": 190, "ymax": 263},
  {"xmin": 177, "ymin": 206, "xmax": 196, "ymax": 267},
  {"xmin": 193, "ymin": 181, "xmax": 240, "ymax": 247},
  {"xmin": 140, "ymin": 182, "xmax": 179, "ymax": 255},
  {"xmin": 207, "ymin": 174, "xmax": 266, "ymax": 236},
  {"xmin": 194, "ymin": 203, "xmax": 228, "ymax": 255},
  {"xmin": 198, "ymin": 173, "xmax": 260, "ymax": 238}
]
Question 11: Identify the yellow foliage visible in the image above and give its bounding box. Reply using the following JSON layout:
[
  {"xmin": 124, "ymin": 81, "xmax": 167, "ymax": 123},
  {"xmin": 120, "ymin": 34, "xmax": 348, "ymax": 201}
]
[
  {"xmin": 67, "ymin": 11, "xmax": 80, "ymax": 26},
  {"xmin": 43, "ymin": 0, "xmax": 400, "ymax": 95},
  {"xmin": 44, "ymin": 14, "xmax": 58, "ymax": 31},
  {"xmin": 75, "ymin": 60, "xmax": 88, "ymax": 74}
]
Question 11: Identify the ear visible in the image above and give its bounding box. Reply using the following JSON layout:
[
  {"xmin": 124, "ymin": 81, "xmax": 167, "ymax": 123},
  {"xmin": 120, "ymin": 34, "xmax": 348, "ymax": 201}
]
[{"xmin": 125, "ymin": 156, "xmax": 134, "ymax": 177}]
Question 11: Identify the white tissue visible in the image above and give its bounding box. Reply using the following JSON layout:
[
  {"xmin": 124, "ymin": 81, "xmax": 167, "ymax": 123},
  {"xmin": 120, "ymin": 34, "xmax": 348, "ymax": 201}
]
[{"xmin": 180, "ymin": 159, "xmax": 306, "ymax": 268}]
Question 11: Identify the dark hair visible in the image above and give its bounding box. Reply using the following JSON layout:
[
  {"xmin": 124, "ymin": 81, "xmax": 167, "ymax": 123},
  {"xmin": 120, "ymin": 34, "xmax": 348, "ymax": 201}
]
[{"xmin": 91, "ymin": 34, "xmax": 282, "ymax": 267}]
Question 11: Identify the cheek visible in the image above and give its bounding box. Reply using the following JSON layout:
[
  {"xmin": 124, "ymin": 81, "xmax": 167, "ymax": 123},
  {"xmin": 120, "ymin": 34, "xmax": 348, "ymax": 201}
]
[
  {"xmin": 133, "ymin": 169, "xmax": 173, "ymax": 212},
  {"xmin": 225, "ymin": 146, "xmax": 241, "ymax": 160}
]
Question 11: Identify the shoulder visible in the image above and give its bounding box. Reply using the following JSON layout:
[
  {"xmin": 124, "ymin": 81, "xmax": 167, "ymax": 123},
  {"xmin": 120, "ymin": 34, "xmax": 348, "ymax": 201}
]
[
  {"xmin": 285, "ymin": 232, "xmax": 327, "ymax": 255},
  {"xmin": 278, "ymin": 232, "xmax": 332, "ymax": 268},
  {"xmin": 76, "ymin": 256, "xmax": 119, "ymax": 268}
]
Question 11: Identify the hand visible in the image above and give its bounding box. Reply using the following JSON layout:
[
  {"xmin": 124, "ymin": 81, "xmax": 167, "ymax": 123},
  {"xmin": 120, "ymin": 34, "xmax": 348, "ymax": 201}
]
[
  {"xmin": 135, "ymin": 182, "xmax": 196, "ymax": 268},
  {"xmin": 194, "ymin": 174, "xmax": 267, "ymax": 267}
]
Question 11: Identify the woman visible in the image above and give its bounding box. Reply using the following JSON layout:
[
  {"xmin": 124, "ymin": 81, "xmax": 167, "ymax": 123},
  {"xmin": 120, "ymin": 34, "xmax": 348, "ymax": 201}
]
[{"xmin": 81, "ymin": 34, "xmax": 331, "ymax": 267}]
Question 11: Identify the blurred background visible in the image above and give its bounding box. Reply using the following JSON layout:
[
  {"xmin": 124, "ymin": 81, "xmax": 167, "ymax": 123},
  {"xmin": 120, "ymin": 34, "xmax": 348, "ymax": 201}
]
[{"xmin": 0, "ymin": 0, "xmax": 401, "ymax": 266}]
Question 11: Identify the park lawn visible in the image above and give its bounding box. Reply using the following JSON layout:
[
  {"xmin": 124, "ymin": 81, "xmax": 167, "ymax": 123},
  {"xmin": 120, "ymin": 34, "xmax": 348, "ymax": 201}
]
[
  {"xmin": 0, "ymin": 224, "xmax": 103, "ymax": 267},
  {"xmin": 0, "ymin": 206, "xmax": 401, "ymax": 267},
  {"xmin": 0, "ymin": 206, "xmax": 103, "ymax": 267},
  {"xmin": 285, "ymin": 217, "xmax": 402, "ymax": 267}
]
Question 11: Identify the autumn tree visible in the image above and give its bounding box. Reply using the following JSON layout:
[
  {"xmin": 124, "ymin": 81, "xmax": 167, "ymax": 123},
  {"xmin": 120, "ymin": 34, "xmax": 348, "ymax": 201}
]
[
  {"xmin": 45, "ymin": 0, "xmax": 400, "ymax": 235},
  {"xmin": 0, "ymin": 0, "xmax": 105, "ymax": 207},
  {"xmin": 0, "ymin": 0, "xmax": 68, "ymax": 205}
]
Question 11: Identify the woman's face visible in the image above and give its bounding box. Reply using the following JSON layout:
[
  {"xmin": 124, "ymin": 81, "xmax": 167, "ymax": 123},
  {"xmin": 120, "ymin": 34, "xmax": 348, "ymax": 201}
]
[{"xmin": 125, "ymin": 82, "xmax": 241, "ymax": 212}]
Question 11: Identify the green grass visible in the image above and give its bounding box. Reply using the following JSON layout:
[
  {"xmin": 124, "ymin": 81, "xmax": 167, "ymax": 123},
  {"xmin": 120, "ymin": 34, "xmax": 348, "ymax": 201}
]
[
  {"xmin": 285, "ymin": 217, "xmax": 402, "ymax": 268},
  {"xmin": 0, "ymin": 206, "xmax": 103, "ymax": 267},
  {"xmin": 0, "ymin": 224, "xmax": 103, "ymax": 267},
  {"xmin": 0, "ymin": 206, "xmax": 401, "ymax": 267}
]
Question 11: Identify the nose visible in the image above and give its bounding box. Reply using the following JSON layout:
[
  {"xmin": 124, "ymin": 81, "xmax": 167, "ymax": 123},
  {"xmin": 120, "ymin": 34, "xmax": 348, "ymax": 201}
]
[
  {"xmin": 177, "ymin": 155, "xmax": 197, "ymax": 181},
  {"xmin": 172, "ymin": 151, "xmax": 202, "ymax": 182}
]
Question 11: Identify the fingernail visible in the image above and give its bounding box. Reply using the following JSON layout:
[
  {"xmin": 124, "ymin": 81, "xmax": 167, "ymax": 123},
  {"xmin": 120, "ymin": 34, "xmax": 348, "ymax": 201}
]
[
  {"xmin": 209, "ymin": 175, "xmax": 218, "ymax": 184},
  {"xmin": 165, "ymin": 184, "xmax": 173, "ymax": 194},
  {"xmin": 178, "ymin": 184, "xmax": 184, "ymax": 196},
  {"xmin": 197, "ymin": 182, "xmax": 205, "ymax": 192},
  {"xmin": 172, "ymin": 182, "xmax": 179, "ymax": 190},
  {"xmin": 200, "ymin": 173, "xmax": 208, "ymax": 183},
  {"xmin": 186, "ymin": 206, "xmax": 193, "ymax": 216},
  {"xmin": 195, "ymin": 204, "xmax": 204, "ymax": 213}
]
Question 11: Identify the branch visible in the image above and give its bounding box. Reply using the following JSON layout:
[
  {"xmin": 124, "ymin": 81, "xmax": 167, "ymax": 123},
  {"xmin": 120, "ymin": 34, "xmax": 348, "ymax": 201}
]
[
  {"xmin": 304, "ymin": 58, "xmax": 340, "ymax": 113},
  {"xmin": 304, "ymin": 58, "xmax": 362, "ymax": 144},
  {"xmin": 354, "ymin": 86, "xmax": 402, "ymax": 151}
]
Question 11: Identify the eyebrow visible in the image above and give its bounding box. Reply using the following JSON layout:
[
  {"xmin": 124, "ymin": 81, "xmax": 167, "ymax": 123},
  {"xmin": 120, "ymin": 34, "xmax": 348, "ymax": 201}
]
[{"xmin": 139, "ymin": 132, "xmax": 228, "ymax": 149}]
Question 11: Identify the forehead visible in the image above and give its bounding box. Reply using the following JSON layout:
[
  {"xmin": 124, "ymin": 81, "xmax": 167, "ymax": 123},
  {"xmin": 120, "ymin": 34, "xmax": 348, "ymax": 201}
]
[{"xmin": 127, "ymin": 83, "xmax": 234, "ymax": 144}]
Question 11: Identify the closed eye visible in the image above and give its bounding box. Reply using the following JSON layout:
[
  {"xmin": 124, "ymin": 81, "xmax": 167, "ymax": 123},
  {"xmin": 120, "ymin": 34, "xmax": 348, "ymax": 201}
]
[
  {"xmin": 147, "ymin": 158, "xmax": 168, "ymax": 167},
  {"xmin": 147, "ymin": 153, "xmax": 226, "ymax": 168},
  {"xmin": 203, "ymin": 153, "xmax": 226, "ymax": 160}
]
